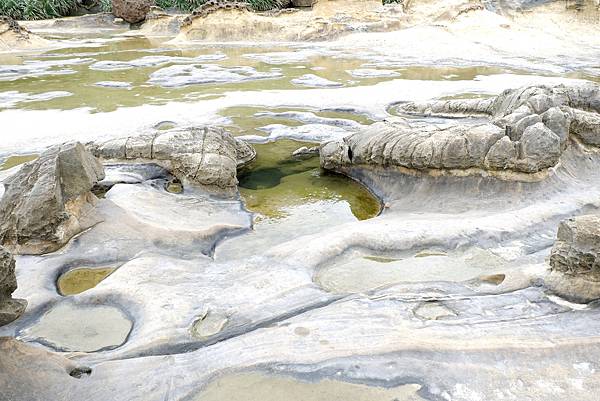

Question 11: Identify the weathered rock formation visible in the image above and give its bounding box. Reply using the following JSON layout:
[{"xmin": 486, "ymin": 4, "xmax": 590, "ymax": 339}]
[
  {"xmin": 0, "ymin": 16, "xmax": 50, "ymax": 51},
  {"xmin": 547, "ymin": 215, "xmax": 600, "ymax": 302},
  {"xmin": 88, "ymin": 127, "xmax": 256, "ymax": 191},
  {"xmin": 0, "ymin": 142, "xmax": 105, "ymax": 255},
  {"xmin": 111, "ymin": 0, "xmax": 154, "ymax": 23},
  {"xmin": 321, "ymin": 83, "xmax": 600, "ymax": 177},
  {"xmin": 176, "ymin": 0, "xmax": 406, "ymax": 42},
  {"xmin": 0, "ymin": 247, "xmax": 26, "ymax": 326},
  {"xmin": 183, "ymin": 0, "xmax": 252, "ymax": 27}
]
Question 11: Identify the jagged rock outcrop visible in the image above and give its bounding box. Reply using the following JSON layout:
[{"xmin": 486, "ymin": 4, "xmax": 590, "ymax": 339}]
[
  {"xmin": 111, "ymin": 0, "xmax": 154, "ymax": 23},
  {"xmin": 546, "ymin": 215, "xmax": 600, "ymax": 302},
  {"xmin": 0, "ymin": 142, "xmax": 105, "ymax": 255},
  {"xmin": 0, "ymin": 247, "xmax": 26, "ymax": 326},
  {"xmin": 0, "ymin": 16, "xmax": 50, "ymax": 51},
  {"xmin": 88, "ymin": 127, "xmax": 256, "ymax": 191},
  {"xmin": 321, "ymin": 83, "xmax": 600, "ymax": 176}
]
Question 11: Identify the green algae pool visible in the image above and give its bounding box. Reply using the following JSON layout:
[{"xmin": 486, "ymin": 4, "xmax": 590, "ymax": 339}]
[
  {"xmin": 0, "ymin": 154, "xmax": 38, "ymax": 170},
  {"xmin": 238, "ymin": 140, "xmax": 381, "ymax": 221},
  {"xmin": 57, "ymin": 267, "xmax": 116, "ymax": 295}
]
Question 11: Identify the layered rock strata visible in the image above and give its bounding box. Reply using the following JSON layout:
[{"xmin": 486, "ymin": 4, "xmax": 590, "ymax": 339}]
[
  {"xmin": 547, "ymin": 215, "xmax": 600, "ymax": 302},
  {"xmin": 321, "ymin": 84, "xmax": 600, "ymax": 176}
]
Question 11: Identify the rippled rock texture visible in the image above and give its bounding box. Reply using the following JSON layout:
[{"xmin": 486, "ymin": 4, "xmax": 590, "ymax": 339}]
[
  {"xmin": 88, "ymin": 126, "xmax": 256, "ymax": 192},
  {"xmin": 548, "ymin": 215, "xmax": 600, "ymax": 302},
  {"xmin": 0, "ymin": 142, "xmax": 104, "ymax": 255},
  {"xmin": 0, "ymin": 247, "xmax": 25, "ymax": 326},
  {"xmin": 321, "ymin": 83, "xmax": 600, "ymax": 176}
]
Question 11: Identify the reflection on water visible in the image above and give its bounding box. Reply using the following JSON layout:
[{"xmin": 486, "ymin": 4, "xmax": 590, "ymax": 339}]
[
  {"xmin": 2, "ymin": 33, "xmax": 586, "ymax": 114},
  {"xmin": 238, "ymin": 140, "xmax": 381, "ymax": 221}
]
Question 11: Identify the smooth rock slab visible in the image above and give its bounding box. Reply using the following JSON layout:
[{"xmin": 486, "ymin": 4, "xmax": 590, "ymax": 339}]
[{"xmin": 21, "ymin": 302, "xmax": 132, "ymax": 352}]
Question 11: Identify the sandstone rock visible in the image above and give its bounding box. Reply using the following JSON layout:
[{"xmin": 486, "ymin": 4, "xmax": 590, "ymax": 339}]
[
  {"xmin": 177, "ymin": 0, "xmax": 405, "ymax": 42},
  {"xmin": 0, "ymin": 16, "xmax": 50, "ymax": 51},
  {"xmin": 547, "ymin": 215, "xmax": 600, "ymax": 302},
  {"xmin": 88, "ymin": 126, "xmax": 256, "ymax": 191},
  {"xmin": 111, "ymin": 0, "xmax": 154, "ymax": 23},
  {"xmin": 0, "ymin": 142, "xmax": 105, "ymax": 255},
  {"xmin": 0, "ymin": 246, "xmax": 26, "ymax": 326},
  {"xmin": 320, "ymin": 84, "xmax": 600, "ymax": 177}
]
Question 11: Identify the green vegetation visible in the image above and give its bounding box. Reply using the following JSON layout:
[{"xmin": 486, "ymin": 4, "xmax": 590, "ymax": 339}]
[
  {"xmin": 0, "ymin": 0, "xmax": 76, "ymax": 20},
  {"xmin": 100, "ymin": 0, "xmax": 289, "ymax": 14},
  {"xmin": 99, "ymin": 0, "xmax": 112, "ymax": 12},
  {"xmin": 1, "ymin": 0, "xmax": 393, "ymax": 22}
]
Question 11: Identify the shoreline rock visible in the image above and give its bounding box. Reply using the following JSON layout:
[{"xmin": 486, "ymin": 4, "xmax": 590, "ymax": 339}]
[
  {"xmin": 320, "ymin": 83, "xmax": 600, "ymax": 178},
  {"xmin": 547, "ymin": 215, "xmax": 600, "ymax": 302},
  {"xmin": 88, "ymin": 126, "xmax": 256, "ymax": 193},
  {"xmin": 0, "ymin": 142, "xmax": 105, "ymax": 255},
  {"xmin": 0, "ymin": 16, "xmax": 51, "ymax": 51}
]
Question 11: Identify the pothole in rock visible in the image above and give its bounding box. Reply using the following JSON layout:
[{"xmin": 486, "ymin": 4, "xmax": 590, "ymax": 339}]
[
  {"xmin": 0, "ymin": 154, "xmax": 38, "ymax": 170},
  {"xmin": 57, "ymin": 266, "xmax": 117, "ymax": 296},
  {"xmin": 191, "ymin": 310, "xmax": 228, "ymax": 339},
  {"xmin": 190, "ymin": 371, "xmax": 427, "ymax": 401},
  {"xmin": 237, "ymin": 139, "xmax": 381, "ymax": 221},
  {"xmin": 316, "ymin": 249, "xmax": 502, "ymax": 294},
  {"xmin": 477, "ymin": 273, "xmax": 506, "ymax": 285},
  {"xmin": 164, "ymin": 178, "xmax": 184, "ymax": 194},
  {"xmin": 21, "ymin": 303, "xmax": 132, "ymax": 352},
  {"xmin": 413, "ymin": 302, "xmax": 457, "ymax": 321}
]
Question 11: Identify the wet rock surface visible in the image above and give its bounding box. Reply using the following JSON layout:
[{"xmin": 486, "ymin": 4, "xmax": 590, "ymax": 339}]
[
  {"xmin": 88, "ymin": 127, "xmax": 256, "ymax": 192},
  {"xmin": 321, "ymin": 83, "xmax": 600, "ymax": 176},
  {"xmin": 0, "ymin": 142, "xmax": 104, "ymax": 255},
  {"xmin": 2, "ymin": 1, "xmax": 600, "ymax": 400},
  {"xmin": 0, "ymin": 247, "xmax": 26, "ymax": 326}
]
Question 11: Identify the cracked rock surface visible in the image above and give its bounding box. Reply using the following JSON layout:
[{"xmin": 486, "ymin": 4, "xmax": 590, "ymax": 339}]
[{"xmin": 88, "ymin": 126, "xmax": 256, "ymax": 193}]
